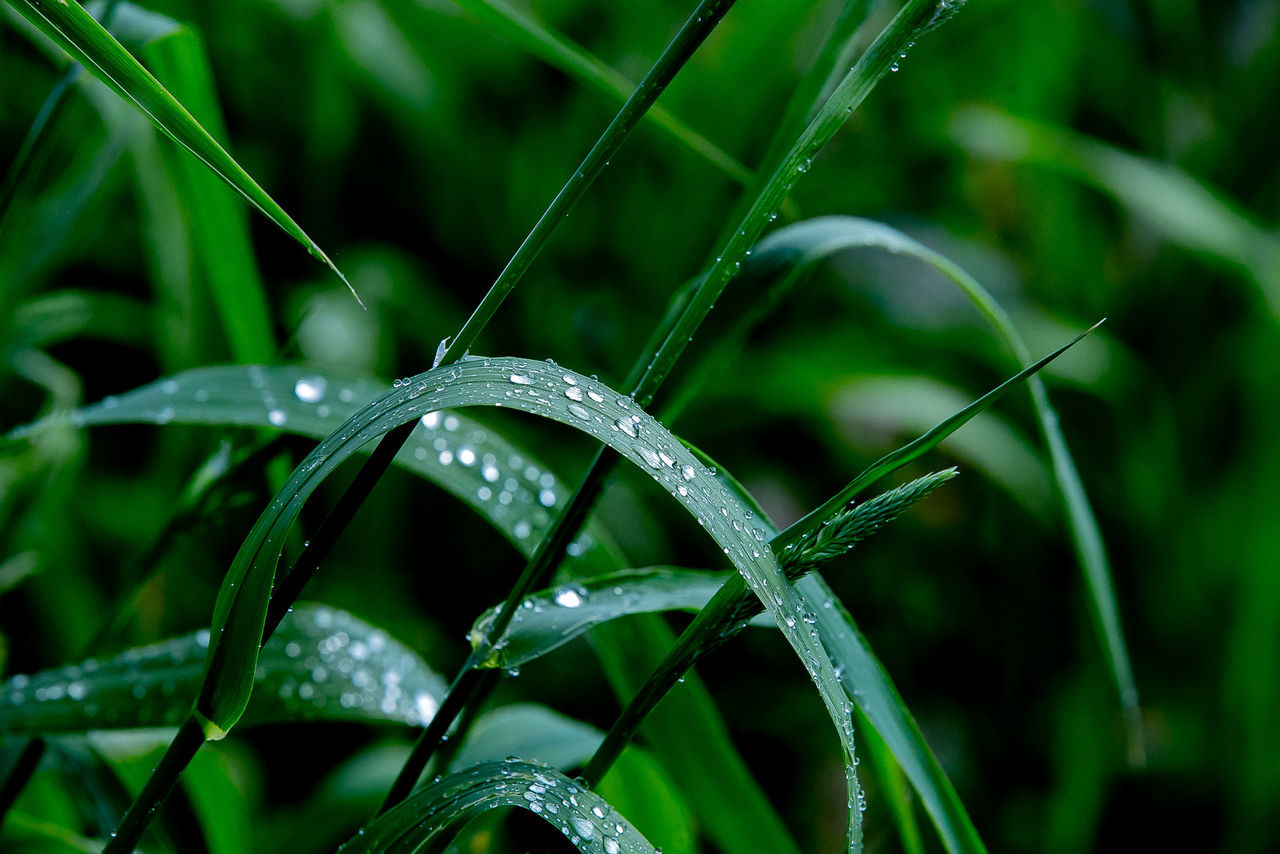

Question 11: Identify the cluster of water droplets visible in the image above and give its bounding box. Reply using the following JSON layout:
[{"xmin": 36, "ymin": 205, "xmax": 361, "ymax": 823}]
[
  {"xmin": 355, "ymin": 760, "xmax": 648, "ymax": 854},
  {"xmin": 0, "ymin": 605, "xmax": 445, "ymax": 734}
]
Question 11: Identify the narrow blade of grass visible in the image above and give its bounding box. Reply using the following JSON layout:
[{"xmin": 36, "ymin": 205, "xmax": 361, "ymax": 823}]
[
  {"xmin": 137, "ymin": 25, "xmax": 274, "ymax": 362},
  {"xmin": 773, "ymin": 320, "xmax": 1102, "ymax": 555},
  {"xmin": 10, "ymin": 364, "xmax": 792, "ymax": 854},
  {"xmin": 450, "ymin": 0, "xmax": 751, "ymax": 185},
  {"xmin": 737, "ymin": 215, "xmax": 1140, "ymax": 757},
  {"xmin": 337, "ymin": 759, "xmax": 657, "ymax": 853},
  {"xmin": 178, "ymin": 355, "xmax": 865, "ymax": 848},
  {"xmin": 2, "ymin": 0, "xmax": 356, "ymax": 299},
  {"xmin": 468, "ymin": 568, "xmax": 770, "ymax": 670},
  {"xmin": 0, "ymin": 604, "xmax": 447, "ymax": 734}
]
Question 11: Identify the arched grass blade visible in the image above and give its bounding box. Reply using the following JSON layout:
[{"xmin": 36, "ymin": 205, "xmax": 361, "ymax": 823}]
[
  {"xmin": 337, "ymin": 759, "xmax": 657, "ymax": 853},
  {"xmin": 9, "ymin": 366, "xmax": 793, "ymax": 854},
  {"xmin": 0, "ymin": 604, "xmax": 447, "ymax": 735},
  {"xmin": 2, "ymin": 0, "xmax": 356, "ymax": 300},
  {"xmin": 6, "ymin": 365, "xmax": 618, "ymax": 573},
  {"xmin": 177, "ymin": 356, "xmax": 865, "ymax": 849},
  {"xmin": 739, "ymin": 215, "xmax": 1140, "ymax": 757},
  {"xmin": 451, "ymin": 0, "xmax": 750, "ymax": 185}
]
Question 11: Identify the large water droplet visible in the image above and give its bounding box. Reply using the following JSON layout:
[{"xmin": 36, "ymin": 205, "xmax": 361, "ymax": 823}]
[{"xmin": 294, "ymin": 376, "xmax": 327, "ymax": 403}]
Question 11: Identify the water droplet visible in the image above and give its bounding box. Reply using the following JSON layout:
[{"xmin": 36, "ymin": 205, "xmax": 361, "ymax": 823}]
[
  {"xmin": 294, "ymin": 376, "xmax": 327, "ymax": 403},
  {"xmin": 616, "ymin": 418, "xmax": 638, "ymax": 438},
  {"xmin": 565, "ymin": 386, "xmax": 585, "ymax": 402},
  {"xmin": 570, "ymin": 816, "xmax": 594, "ymax": 839},
  {"xmin": 510, "ymin": 373, "xmax": 535, "ymax": 385},
  {"xmin": 268, "ymin": 409, "xmax": 287, "ymax": 427},
  {"xmin": 555, "ymin": 585, "xmax": 587, "ymax": 608},
  {"xmin": 568, "ymin": 403, "xmax": 591, "ymax": 421}
]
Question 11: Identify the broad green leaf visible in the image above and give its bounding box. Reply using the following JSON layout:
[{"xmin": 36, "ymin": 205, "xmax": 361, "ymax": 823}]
[
  {"xmin": 337, "ymin": 759, "xmax": 657, "ymax": 853},
  {"xmin": 468, "ymin": 569, "xmax": 773, "ymax": 669},
  {"xmin": 0, "ymin": 604, "xmax": 447, "ymax": 735},
  {"xmin": 449, "ymin": 0, "xmax": 751, "ymax": 185},
  {"xmin": 192, "ymin": 356, "xmax": 866, "ymax": 848},
  {"xmin": 2, "ymin": 0, "xmax": 356, "ymax": 299},
  {"xmin": 739, "ymin": 215, "xmax": 1141, "ymax": 755}
]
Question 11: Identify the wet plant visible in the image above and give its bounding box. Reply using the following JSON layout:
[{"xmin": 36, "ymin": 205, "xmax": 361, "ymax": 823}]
[{"xmin": 0, "ymin": 0, "xmax": 1141, "ymax": 852}]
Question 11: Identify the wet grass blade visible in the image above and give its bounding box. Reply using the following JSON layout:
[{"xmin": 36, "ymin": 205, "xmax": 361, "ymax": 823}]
[
  {"xmin": 741, "ymin": 216, "xmax": 1141, "ymax": 757},
  {"xmin": 9, "ymin": 365, "xmax": 792, "ymax": 854},
  {"xmin": 175, "ymin": 355, "xmax": 867, "ymax": 849},
  {"xmin": 0, "ymin": 604, "xmax": 447, "ymax": 735},
  {"xmin": 452, "ymin": 0, "xmax": 751, "ymax": 185},
  {"xmin": 468, "ymin": 568, "xmax": 771, "ymax": 670},
  {"xmin": 2, "ymin": 0, "xmax": 356, "ymax": 300},
  {"xmin": 338, "ymin": 759, "xmax": 657, "ymax": 853}
]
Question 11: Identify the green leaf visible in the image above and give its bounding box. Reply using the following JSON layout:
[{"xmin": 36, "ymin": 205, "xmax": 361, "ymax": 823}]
[
  {"xmin": 190, "ymin": 355, "xmax": 866, "ymax": 848},
  {"xmin": 137, "ymin": 25, "xmax": 274, "ymax": 363},
  {"xmin": 468, "ymin": 568, "xmax": 772, "ymax": 670},
  {"xmin": 742, "ymin": 215, "xmax": 1141, "ymax": 757},
  {"xmin": 0, "ymin": 604, "xmax": 447, "ymax": 734},
  {"xmin": 6, "ymin": 365, "xmax": 619, "ymax": 574},
  {"xmin": 337, "ymin": 759, "xmax": 658, "ymax": 853},
  {"xmin": 2, "ymin": 0, "xmax": 356, "ymax": 300},
  {"xmin": 8, "ymin": 364, "xmax": 797, "ymax": 854}
]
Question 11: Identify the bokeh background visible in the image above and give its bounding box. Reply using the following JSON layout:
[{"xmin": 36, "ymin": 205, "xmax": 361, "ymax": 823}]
[{"xmin": 2, "ymin": 0, "xmax": 1277, "ymax": 851}]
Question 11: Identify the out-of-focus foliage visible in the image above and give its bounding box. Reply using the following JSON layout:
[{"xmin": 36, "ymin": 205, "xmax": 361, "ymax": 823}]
[{"xmin": 1, "ymin": 0, "xmax": 1274, "ymax": 851}]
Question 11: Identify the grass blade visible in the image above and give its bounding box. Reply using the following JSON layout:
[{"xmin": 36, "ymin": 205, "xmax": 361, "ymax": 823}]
[
  {"xmin": 0, "ymin": 604, "xmax": 447, "ymax": 735},
  {"xmin": 9, "ymin": 366, "xmax": 793, "ymax": 854},
  {"xmin": 740, "ymin": 215, "xmax": 1141, "ymax": 757},
  {"xmin": 468, "ymin": 568, "xmax": 770, "ymax": 670},
  {"xmin": 451, "ymin": 0, "xmax": 751, "ymax": 185},
  {"xmin": 174, "ymin": 355, "xmax": 865, "ymax": 848},
  {"xmin": 2, "ymin": 0, "xmax": 355, "ymax": 299},
  {"xmin": 137, "ymin": 25, "xmax": 274, "ymax": 362},
  {"xmin": 338, "ymin": 759, "xmax": 657, "ymax": 853},
  {"xmin": 773, "ymin": 321, "xmax": 1102, "ymax": 555}
]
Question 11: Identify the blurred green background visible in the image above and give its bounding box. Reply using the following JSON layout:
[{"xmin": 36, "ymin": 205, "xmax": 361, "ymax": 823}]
[{"xmin": 2, "ymin": 0, "xmax": 1277, "ymax": 851}]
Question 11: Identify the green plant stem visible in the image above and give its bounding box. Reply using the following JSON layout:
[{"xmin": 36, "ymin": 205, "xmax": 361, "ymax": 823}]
[
  {"xmin": 376, "ymin": 0, "xmax": 956, "ymax": 809},
  {"xmin": 101, "ymin": 716, "xmax": 204, "ymax": 854},
  {"xmin": 263, "ymin": 419, "xmax": 418, "ymax": 640},
  {"xmin": 377, "ymin": 448, "xmax": 612, "ymax": 809}
]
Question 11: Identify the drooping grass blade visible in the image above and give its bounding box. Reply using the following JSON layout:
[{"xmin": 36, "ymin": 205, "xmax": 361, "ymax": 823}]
[
  {"xmin": 729, "ymin": 216, "xmax": 1140, "ymax": 752},
  {"xmin": 2, "ymin": 0, "xmax": 357, "ymax": 300},
  {"xmin": 170, "ymin": 356, "xmax": 868, "ymax": 850}
]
